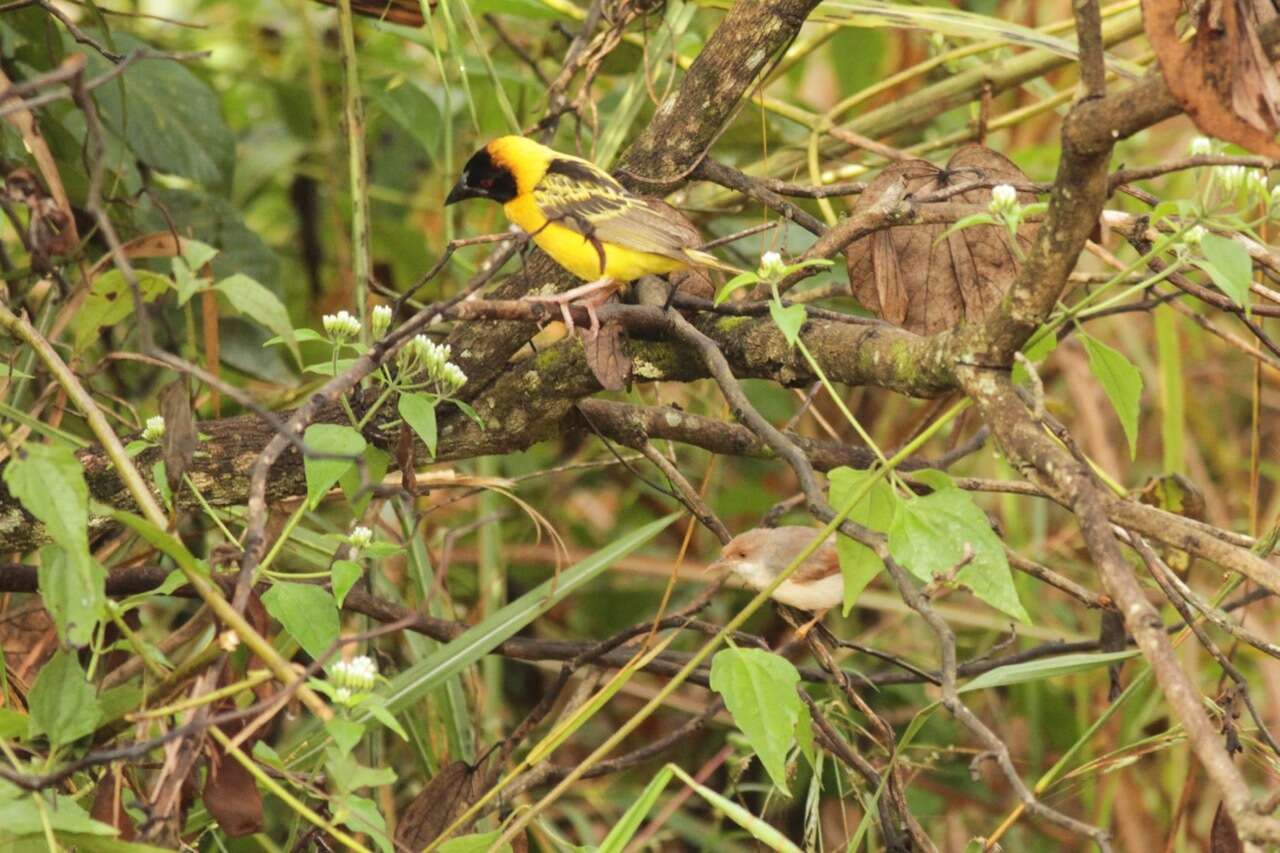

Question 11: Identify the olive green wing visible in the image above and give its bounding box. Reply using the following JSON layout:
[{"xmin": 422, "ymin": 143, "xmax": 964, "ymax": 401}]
[{"xmin": 532, "ymin": 157, "xmax": 699, "ymax": 261}]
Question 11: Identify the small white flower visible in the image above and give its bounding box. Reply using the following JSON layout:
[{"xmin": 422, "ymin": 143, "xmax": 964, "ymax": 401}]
[
  {"xmin": 1182, "ymin": 225, "xmax": 1207, "ymax": 247},
  {"xmin": 142, "ymin": 415, "xmax": 165, "ymax": 443},
  {"xmin": 989, "ymin": 183, "xmax": 1019, "ymax": 214},
  {"xmin": 218, "ymin": 630, "xmax": 240, "ymax": 652},
  {"xmin": 331, "ymin": 655, "xmax": 378, "ymax": 692},
  {"xmin": 370, "ymin": 304, "xmax": 392, "ymax": 338},
  {"xmin": 1218, "ymin": 165, "xmax": 1247, "ymax": 195},
  {"xmin": 322, "ymin": 309, "xmax": 360, "ymax": 340},
  {"xmin": 1189, "ymin": 136, "xmax": 1214, "ymax": 157},
  {"xmin": 348, "ymin": 525, "xmax": 373, "ymax": 550},
  {"xmin": 440, "ymin": 362, "xmax": 468, "ymax": 394},
  {"xmin": 758, "ymin": 250, "xmax": 785, "ymax": 278},
  {"xmin": 334, "ymin": 686, "xmax": 352, "ymax": 705}
]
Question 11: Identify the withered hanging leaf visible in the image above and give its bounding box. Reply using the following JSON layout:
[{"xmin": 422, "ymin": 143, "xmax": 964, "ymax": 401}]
[
  {"xmin": 159, "ymin": 379, "xmax": 198, "ymax": 496},
  {"xmin": 203, "ymin": 746, "xmax": 265, "ymax": 837},
  {"xmin": 1211, "ymin": 800, "xmax": 1244, "ymax": 853},
  {"xmin": 90, "ymin": 766, "xmax": 137, "ymax": 840},
  {"xmin": 844, "ymin": 145, "xmax": 1037, "ymax": 334},
  {"xmin": 583, "ymin": 319, "xmax": 632, "ymax": 391},
  {"xmin": 394, "ymin": 760, "xmax": 488, "ymax": 851},
  {"xmin": 1143, "ymin": 0, "xmax": 1280, "ymax": 157}
]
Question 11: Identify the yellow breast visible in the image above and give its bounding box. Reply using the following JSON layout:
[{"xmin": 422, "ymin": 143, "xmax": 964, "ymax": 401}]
[{"xmin": 503, "ymin": 194, "xmax": 687, "ymax": 283}]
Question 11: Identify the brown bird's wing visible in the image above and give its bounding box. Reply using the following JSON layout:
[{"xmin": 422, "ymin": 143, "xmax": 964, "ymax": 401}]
[
  {"xmin": 790, "ymin": 538, "xmax": 841, "ymax": 584},
  {"xmin": 533, "ymin": 158, "xmax": 700, "ymax": 261}
]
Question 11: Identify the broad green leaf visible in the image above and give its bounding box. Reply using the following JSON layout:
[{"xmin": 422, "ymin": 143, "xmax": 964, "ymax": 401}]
[
  {"xmin": 87, "ymin": 31, "xmax": 234, "ymax": 188},
  {"xmin": 302, "ymin": 424, "xmax": 366, "ymax": 509},
  {"xmin": 439, "ymin": 831, "xmax": 512, "ymax": 853},
  {"xmin": 598, "ymin": 765, "xmax": 675, "ymax": 853},
  {"xmin": 27, "ymin": 651, "xmax": 101, "ymax": 746},
  {"xmin": 372, "ymin": 81, "xmax": 443, "ymax": 160},
  {"xmin": 0, "ymin": 793, "xmax": 117, "ymax": 841},
  {"xmin": 327, "ymin": 718, "xmax": 364, "ymax": 757},
  {"xmin": 4, "ymin": 444, "xmax": 103, "ymax": 646},
  {"xmin": 1197, "ymin": 233, "xmax": 1253, "ymax": 307},
  {"xmin": 888, "ymin": 489, "xmax": 1029, "ymax": 622},
  {"xmin": 709, "ymin": 647, "xmax": 804, "ymax": 794},
  {"xmin": 216, "ymin": 273, "xmax": 300, "ymax": 367},
  {"xmin": 339, "ymin": 445, "xmax": 390, "ymax": 516},
  {"xmin": 262, "ymin": 582, "xmax": 339, "ymax": 661},
  {"xmin": 1081, "ymin": 333, "xmax": 1143, "ymax": 459},
  {"xmin": 827, "ymin": 466, "xmax": 896, "ymax": 613},
  {"xmin": 1013, "ymin": 328, "xmax": 1058, "ymax": 384},
  {"xmin": 668, "ymin": 763, "xmax": 803, "ymax": 853},
  {"xmin": 398, "ymin": 392, "xmax": 438, "ymax": 459},
  {"xmin": 264, "ymin": 327, "xmax": 326, "ymax": 347},
  {"xmin": 72, "ymin": 269, "xmax": 170, "ymax": 351},
  {"xmin": 0, "ymin": 709, "xmax": 26, "ymax": 739},
  {"xmin": 770, "ymin": 300, "xmax": 807, "ymax": 347},
  {"xmin": 381, "ymin": 514, "xmax": 677, "ymax": 714},
  {"xmin": 139, "ymin": 187, "xmax": 279, "ymax": 287},
  {"xmin": 304, "ymin": 358, "xmax": 361, "ymax": 376},
  {"xmin": 959, "ymin": 650, "xmax": 1140, "ymax": 693},
  {"xmin": 342, "ymin": 795, "xmax": 391, "ymax": 853},
  {"xmin": 38, "ymin": 545, "xmax": 105, "ymax": 648},
  {"xmin": 331, "ymin": 559, "xmax": 363, "ymax": 608}
]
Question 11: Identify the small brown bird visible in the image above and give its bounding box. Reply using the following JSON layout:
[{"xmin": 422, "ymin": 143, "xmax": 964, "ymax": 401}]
[{"xmin": 709, "ymin": 526, "xmax": 843, "ymax": 635}]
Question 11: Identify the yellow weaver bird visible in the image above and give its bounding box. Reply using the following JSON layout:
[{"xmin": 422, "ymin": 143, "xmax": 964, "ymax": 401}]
[{"xmin": 445, "ymin": 135, "xmax": 737, "ymax": 334}]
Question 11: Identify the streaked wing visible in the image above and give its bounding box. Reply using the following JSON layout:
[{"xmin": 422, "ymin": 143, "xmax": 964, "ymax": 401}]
[
  {"xmin": 791, "ymin": 539, "xmax": 841, "ymax": 584},
  {"xmin": 533, "ymin": 158, "xmax": 697, "ymax": 260}
]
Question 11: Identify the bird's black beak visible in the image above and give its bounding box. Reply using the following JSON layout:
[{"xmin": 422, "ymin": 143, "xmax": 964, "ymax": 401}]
[{"xmin": 445, "ymin": 181, "xmax": 481, "ymax": 206}]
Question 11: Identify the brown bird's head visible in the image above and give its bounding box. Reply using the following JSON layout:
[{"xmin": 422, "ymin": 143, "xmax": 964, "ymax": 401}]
[{"xmin": 708, "ymin": 526, "xmax": 834, "ymax": 591}]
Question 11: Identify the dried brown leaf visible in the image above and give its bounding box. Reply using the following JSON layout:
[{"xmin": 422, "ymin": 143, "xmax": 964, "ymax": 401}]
[
  {"xmin": 203, "ymin": 745, "xmax": 265, "ymax": 837},
  {"xmin": 1143, "ymin": 0, "xmax": 1280, "ymax": 157},
  {"xmin": 159, "ymin": 379, "xmax": 198, "ymax": 497},
  {"xmin": 583, "ymin": 319, "xmax": 632, "ymax": 391},
  {"xmin": 1211, "ymin": 800, "xmax": 1244, "ymax": 853},
  {"xmin": 844, "ymin": 145, "xmax": 1037, "ymax": 334},
  {"xmin": 90, "ymin": 766, "xmax": 137, "ymax": 840},
  {"xmin": 394, "ymin": 760, "xmax": 487, "ymax": 851}
]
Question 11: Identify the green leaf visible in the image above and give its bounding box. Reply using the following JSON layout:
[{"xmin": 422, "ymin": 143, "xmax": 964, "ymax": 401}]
[
  {"xmin": 38, "ymin": 545, "xmax": 105, "ymax": 648},
  {"xmin": 1081, "ymin": 333, "xmax": 1144, "ymax": 459},
  {"xmin": 0, "ymin": 792, "xmax": 117, "ymax": 841},
  {"xmin": 381, "ymin": 514, "xmax": 677, "ymax": 714},
  {"xmin": 72, "ymin": 269, "xmax": 170, "ymax": 352},
  {"xmin": 215, "ymin": 273, "xmax": 300, "ymax": 368},
  {"xmin": 959, "ymin": 650, "xmax": 1140, "ymax": 693},
  {"xmin": 0, "ymin": 709, "xmax": 27, "ymax": 739},
  {"xmin": 398, "ymin": 393, "xmax": 438, "ymax": 459},
  {"xmin": 888, "ymin": 489, "xmax": 1029, "ymax": 622},
  {"xmin": 709, "ymin": 647, "xmax": 804, "ymax": 794},
  {"xmin": 598, "ymin": 765, "xmax": 674, "ymax": 853},
  {"xmin": 769, "ymin": 300, "xmax": 807, "ymax": 347},
  {"xmin": 827, "ymin": 467, "xmax": 896, "ymax": 613},
  {"xmin": 331, "ymin": 559, "xmax": 363, "ymax": 608},
  {"xmin": 5, "ymin": 445, "xmax": 103, "ymax": 647},
  {"xmin": 342, "ymin": 795, "xmax": 392, "ymax": 853},
  {"xmin": 27, "ymin": 651, "xmax": 101, "ymax": 746},
  {"xmin": 933, "ymin": 212, "xmax": 998, "ymax": 245},
  {"xmin": 372, "ymin": 80, "xmax": 443, "ymax": 160},
  {"xmin": 339, "ymin": 446, "xmax": 390, "ymax": 516},
  {"xmin": 362, "ymin": 698, "xmax": 408, "ymax": 741},
  {"xmin": 1197, "ymin": 233, "xmax": 1253, "ymax": 307},
  {"xmin": 439, "ymin": 831, "xmax": 512, "ymax": 853},
  {"xmin": 715, "ymin": 271, "xmax": 760, "ymax": 305},
  {"xmin": 87, "ymin": 31, "xmax": 234, "ymax": 188},
  {"xmin": 262, "ymin": 582, "xmax": 339, "ymax": 661},
  {"xmin": 303, "ymin": 424, "xmax": 366, "ymax": 509},
  {"xmin": 327, "ymin": 718, "xmax": 364, "ymax": 757},
  {"xmin": 668, "ymin": 763, "xmax": 803, "ymax": 853},
  {"xmin": 264, "ymin": 327, "xmax": 326, "ymax": 347},
  {"xmin": 139, "ymin": 187, "xmax": 278, "ymax": 287}
]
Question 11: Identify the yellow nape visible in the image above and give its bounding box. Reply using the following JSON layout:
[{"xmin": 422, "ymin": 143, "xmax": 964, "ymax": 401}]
[
  {"xmin": 503, "ymin": 194, "xmax": 686, "ymax": 282},
  {"xmin": 487, "ymin": 136, "xmax": 555, "ymax": 195}
]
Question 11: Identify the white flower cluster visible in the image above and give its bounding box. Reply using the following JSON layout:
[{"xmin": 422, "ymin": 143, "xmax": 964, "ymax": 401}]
[
  {"xmin": 758, "ymin": 250, "xmax": 786, "ymax": 279},
  {"xmin": 399, "ymin": 334, "xmax": 467, "ymax": 394},
  {"xmin": 330, "ymin": 655, "xmax": 378, "ymax": 694},
  {"xmin": 348, "ymin": 525, "xmax": 373, "ymax": 551},
  {"xmin": 141, "ymin": 415, "xmax": 165, "ymax": 443},
  {"xmin": 371, "ymin": 304, "xmax": 393, "ymax": 339},
  {"xmin": 1217, "ymin": 165, "xmax": 1269, "ymax": 199},
  {"xmin": 988, "ymin": 183, "xmax": 1019, "ymax": 215},
  {"xmin": 1182, "ymin": 225, "xmax": 1207, "ymax": 247},
  {"xmin": 323, "ymin": 309, "xmax": 361, "ymax": 340}
]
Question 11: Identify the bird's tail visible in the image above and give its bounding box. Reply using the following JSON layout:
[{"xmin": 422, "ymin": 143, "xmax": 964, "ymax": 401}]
[{"xmin": 683, "ymin": 248, "xmax": 745, "ymax": 276}]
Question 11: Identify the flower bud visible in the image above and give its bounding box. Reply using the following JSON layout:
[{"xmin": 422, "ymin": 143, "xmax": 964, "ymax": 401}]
[
  {"xmin": 989, "ymin": 183, "xmax": 1019, "ymax": 215},
  {"xmin": 142, "ymin": 415, "xmax": 166, "ymax": 443},
  {"xmin": 323, "ymin": 309, "xmax": 360, "ymax": 340},
  {"xmin": 370, "ymin": 304, "xmax": 392, "ymax": 338}
]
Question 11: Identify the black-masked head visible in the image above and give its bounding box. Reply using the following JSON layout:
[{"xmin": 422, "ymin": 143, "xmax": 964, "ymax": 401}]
[{"xmin": 445, "ymin": 145, "xmax": 518, "ymax": 206}]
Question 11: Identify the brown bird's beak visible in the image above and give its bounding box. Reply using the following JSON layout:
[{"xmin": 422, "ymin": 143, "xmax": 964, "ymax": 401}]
[{"xmin": 704, "ymin": 557, "xmax": 729, "ymax": 575}]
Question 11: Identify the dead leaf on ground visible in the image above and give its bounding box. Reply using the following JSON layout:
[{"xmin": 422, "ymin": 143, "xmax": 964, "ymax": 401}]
[
  {"xmin": 91, "ymin": 765, "xmax": 138, "ymax": 840},
  {"xmin": 1211, "ymin": 800, "xmax": 1244, "ymax": 853},
  {"xmin": 1143, "ymin": 0, "xmax": 1280, "ymax": 157},
  {"xmin": 844, "ymin": 145, "xmax": 1037, "ymax": 334},
  {"xmin": 203, "ymin": 742, "xmax": 264, "ymax": 837},
  {"xmin": 394, "ymin": 760, "xmax": 488, "ymax": 851}
]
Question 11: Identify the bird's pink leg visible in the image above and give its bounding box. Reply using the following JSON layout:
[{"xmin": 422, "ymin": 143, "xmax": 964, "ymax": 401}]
[
  {"xmin": 793, "ymin": 608, "xmax": 830, "ymax": 640},
  {"xmin": 524, "ymin": 277, "xmax": 618, "ymax": 337}
]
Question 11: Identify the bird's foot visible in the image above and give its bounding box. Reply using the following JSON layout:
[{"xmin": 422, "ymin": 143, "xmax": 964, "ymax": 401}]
[
  {"xmin": 793, "ymin": 608, "xmax": 830, "ymax": 641},
  {"xmin": 524, "ymin": 278, "xmax": 617, "ymax": 338}
]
